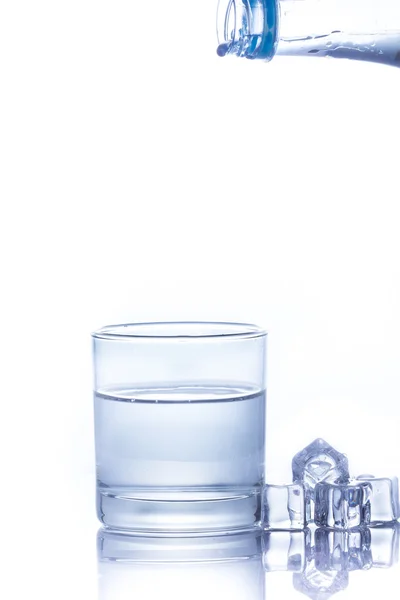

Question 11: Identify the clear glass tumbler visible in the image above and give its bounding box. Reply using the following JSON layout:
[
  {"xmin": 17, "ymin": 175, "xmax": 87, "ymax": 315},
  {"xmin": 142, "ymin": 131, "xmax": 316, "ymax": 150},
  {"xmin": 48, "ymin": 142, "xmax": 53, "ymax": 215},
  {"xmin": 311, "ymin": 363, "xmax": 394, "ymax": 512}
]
[{"xmin": 92, "ymin": 322, "xmax": 267, "ymax": 533}]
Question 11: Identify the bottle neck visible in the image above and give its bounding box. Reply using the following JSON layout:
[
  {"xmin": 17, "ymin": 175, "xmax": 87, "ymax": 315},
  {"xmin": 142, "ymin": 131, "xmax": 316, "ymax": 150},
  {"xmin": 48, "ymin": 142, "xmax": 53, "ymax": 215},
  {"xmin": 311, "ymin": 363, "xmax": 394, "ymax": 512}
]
[
  {"xmin": 216, "ymin": 0, "xmax": 279, "ymax": 60},
  {"xmin": 217, "ymin": 0, "xmax": 400, "ymax": 66}
]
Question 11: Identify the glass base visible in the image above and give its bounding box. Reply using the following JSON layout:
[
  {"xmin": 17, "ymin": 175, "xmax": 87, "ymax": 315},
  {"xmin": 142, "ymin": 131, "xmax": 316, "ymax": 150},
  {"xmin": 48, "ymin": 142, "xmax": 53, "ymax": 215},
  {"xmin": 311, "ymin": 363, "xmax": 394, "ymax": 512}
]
[{"xmin": 97, "ymin": 487, "xmax": 261, "ymax": 534}]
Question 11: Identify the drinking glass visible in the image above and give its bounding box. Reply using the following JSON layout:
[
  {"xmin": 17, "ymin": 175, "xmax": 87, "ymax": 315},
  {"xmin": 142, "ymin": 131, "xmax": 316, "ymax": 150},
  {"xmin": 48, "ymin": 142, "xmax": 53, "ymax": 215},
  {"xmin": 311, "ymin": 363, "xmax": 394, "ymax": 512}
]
[{"xmin": 92, "ymin": 322, "xmax": 267, "ymax": 533}]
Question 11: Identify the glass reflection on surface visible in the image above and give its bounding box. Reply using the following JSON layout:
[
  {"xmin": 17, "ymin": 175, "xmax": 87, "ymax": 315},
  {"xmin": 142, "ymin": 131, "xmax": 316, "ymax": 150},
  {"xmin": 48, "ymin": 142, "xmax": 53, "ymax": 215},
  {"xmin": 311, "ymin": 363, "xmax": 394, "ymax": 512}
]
[{"xmin": 98, "ymin": 529, "xmax": 265, "ymax": 600}]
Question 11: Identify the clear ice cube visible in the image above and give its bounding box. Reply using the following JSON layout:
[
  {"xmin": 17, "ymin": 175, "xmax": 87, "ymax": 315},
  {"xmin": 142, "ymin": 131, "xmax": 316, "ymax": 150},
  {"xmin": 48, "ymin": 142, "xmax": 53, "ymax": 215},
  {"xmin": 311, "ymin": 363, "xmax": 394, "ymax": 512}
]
[
  {"xmin": 262, "ymin": 483, "xmax": 308, "ymax": 530},
  {"xmin": 314, "ymin": 528, "xmax": 372, "ymax": 572},
  {"xmin": 262, "ymin": 530, "xmax": 307, "ymax": 572},
  {"xmin": 355, "ymin": 475, "xmax": 400, "ymax": 524},
  {"xmin": 292, "ymin": 439, "xmax": 350, "ymax": 490},
  {"xmin": 314, "ymin": 481, "xmax": 371, "ymax": 529}
]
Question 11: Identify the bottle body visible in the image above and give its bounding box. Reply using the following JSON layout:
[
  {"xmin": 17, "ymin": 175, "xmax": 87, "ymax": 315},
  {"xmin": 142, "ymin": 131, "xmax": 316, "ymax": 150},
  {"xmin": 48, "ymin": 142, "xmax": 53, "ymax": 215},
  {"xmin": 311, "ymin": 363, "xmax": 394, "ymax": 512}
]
[{"xmin": 217, "ymin": 0, "xmax": 400, "ymax": 67}]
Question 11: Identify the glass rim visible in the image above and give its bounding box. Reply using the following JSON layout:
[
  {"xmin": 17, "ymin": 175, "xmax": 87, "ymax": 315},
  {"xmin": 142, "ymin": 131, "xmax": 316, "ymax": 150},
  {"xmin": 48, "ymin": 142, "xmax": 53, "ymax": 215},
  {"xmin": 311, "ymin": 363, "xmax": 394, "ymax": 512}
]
[{"xmin": 92, "ymin": 321, "xmax": 267, "ymax": 341}]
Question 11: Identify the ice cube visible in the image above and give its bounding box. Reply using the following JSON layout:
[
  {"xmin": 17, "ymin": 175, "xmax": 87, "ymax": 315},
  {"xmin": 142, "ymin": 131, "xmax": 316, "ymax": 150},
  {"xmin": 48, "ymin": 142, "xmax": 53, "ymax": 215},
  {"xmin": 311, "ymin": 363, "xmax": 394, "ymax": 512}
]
[
  {"xmin": 314, "ymin": 481, "xmax": 371, "ymax": 529},
  {"xmin": 314, "ymin": 528, "xmax": 372, "ymax": 572},
  {"xmin": 355, "ymin": 475, "xmax": 400, "ymax": 524},
  {"xmin": 262, "ymin": 530, "xmax": 307, "ymax": 572},
  {"xmin": 292, "ymin": 439, "xmax": 350, "ymax": 490},
  {"xmin": 369, "ymin": 523, "xmax": 400, "ymax": 568},
  {"xmin": 262, "ymin": 483, "xmax": 309, "ymax": 530}
]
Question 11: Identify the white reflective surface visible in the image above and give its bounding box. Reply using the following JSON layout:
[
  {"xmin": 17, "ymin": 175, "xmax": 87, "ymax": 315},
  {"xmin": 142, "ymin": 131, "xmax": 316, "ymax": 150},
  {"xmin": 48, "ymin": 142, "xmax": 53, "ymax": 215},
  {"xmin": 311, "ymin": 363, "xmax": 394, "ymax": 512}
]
[{"xmin": 2, "ymin": 1, "xmax": 400, "ymax": 599}]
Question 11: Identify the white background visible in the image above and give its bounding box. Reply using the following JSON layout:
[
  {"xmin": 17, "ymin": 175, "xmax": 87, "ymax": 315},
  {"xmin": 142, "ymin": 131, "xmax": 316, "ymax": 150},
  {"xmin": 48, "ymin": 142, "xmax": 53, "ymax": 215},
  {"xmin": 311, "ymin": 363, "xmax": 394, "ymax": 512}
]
[{"xmin": 1, "ymin": 1, "xmax": 400, "ymax": 598}]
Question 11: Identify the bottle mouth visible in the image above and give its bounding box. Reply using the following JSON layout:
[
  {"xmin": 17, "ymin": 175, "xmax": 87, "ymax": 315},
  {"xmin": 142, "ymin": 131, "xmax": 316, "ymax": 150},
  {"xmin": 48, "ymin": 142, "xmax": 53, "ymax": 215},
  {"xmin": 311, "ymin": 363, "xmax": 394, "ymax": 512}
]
[{"xmin": 216, "ymin": 0, "xmax": 279, "ymax": 60}]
